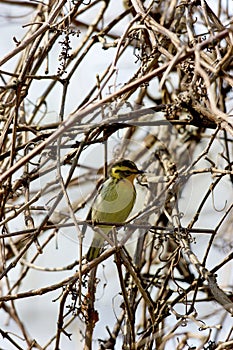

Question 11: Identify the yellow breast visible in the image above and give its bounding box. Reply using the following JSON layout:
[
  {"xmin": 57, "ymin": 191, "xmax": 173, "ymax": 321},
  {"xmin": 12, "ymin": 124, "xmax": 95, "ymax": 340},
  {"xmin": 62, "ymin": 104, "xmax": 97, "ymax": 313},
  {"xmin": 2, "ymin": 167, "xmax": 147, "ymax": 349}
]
[{"xmin": 91, "ymin": 177, "xmax": 136, "ymax": 226}]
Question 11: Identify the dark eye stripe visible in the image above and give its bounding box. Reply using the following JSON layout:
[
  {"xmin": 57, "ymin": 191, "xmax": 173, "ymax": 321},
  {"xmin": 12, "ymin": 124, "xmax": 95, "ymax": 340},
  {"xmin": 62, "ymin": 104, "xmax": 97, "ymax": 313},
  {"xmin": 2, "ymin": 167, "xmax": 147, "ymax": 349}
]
[{"xmin": 115, "ymin": 169, "xmax": 133, "ymax": 174}]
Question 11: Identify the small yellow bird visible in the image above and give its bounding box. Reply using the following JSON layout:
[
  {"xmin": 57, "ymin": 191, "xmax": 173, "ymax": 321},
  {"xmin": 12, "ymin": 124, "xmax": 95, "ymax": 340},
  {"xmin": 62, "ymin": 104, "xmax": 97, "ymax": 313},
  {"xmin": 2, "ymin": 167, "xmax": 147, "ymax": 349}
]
[{"xmin": 86, "ymin": 159, "xmax": 143, "ymax": 261}]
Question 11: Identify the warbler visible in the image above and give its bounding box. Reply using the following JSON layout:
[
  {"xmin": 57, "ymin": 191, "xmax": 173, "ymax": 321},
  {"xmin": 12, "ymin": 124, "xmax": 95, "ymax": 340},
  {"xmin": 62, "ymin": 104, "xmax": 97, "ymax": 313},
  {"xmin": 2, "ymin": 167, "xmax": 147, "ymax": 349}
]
[{"xmin": 86, "ymin": 159, "xmax": 143, "ymax": 261}]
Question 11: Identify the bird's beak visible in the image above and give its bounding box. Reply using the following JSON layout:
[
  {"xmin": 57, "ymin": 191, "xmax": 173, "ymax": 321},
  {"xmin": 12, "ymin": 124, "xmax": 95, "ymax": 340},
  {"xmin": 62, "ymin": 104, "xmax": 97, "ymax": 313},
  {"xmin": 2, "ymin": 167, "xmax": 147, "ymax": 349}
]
[{"xmin": 137, "ymin": 169, "xmax": 144, "ymax": 174}]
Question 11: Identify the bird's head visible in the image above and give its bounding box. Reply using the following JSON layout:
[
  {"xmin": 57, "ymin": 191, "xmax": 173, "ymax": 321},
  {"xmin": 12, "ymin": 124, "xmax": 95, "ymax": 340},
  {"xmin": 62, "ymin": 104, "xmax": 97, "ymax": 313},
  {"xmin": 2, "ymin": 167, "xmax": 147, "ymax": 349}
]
[{"xmin": 110, "ymin": 159, "xmax": 144, "ymax": 182}]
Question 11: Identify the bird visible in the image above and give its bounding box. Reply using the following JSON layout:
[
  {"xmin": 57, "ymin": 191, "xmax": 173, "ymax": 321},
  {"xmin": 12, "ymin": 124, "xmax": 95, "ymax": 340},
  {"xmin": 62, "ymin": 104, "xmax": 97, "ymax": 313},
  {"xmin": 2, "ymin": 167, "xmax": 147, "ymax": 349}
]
[{"xmin": 86, "ymin": 159, "xmax": 143, "ymax": 261}]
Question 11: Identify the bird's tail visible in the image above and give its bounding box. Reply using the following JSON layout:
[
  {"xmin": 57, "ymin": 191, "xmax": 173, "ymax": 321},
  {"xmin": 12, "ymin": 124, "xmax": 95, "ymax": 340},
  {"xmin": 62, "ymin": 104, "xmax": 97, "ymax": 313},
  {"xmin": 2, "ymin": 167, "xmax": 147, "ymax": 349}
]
[{"xmin": 86, "ymin": 236, "xmax": 104, "ymax": 261}]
